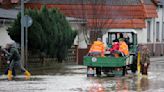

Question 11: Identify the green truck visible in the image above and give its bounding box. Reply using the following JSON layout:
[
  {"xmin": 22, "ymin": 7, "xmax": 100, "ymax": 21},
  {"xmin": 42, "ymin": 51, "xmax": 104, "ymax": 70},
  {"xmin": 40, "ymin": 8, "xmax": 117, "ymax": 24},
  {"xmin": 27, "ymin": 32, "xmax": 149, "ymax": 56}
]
[{"xmin": 83, "ymin": 29, "xmax": 138, "ymax": 76}]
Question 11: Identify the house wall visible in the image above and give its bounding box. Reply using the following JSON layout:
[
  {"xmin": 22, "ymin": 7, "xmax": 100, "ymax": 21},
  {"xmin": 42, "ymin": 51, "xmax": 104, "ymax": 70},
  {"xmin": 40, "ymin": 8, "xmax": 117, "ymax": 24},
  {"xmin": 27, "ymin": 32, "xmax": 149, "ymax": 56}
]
[
  {"xmin": 69, "ymin": 23, "xmax": 89, "ymax": 64},
  {"xmin": 0, "ymin": 26, "xmax": 14, "ymax": 47},
  {"xmin": 137, "ymin": 28, "xmax": 147, "ymax": 44},
  {"xmin": 70, "ymin": 23, "xmax": 89, "ymax": 49},
  {"xmin": 154, "ymin": 6, "xmax": 163, "ymax": 42},
  {"xmin": 154, "ymin": 5, "xmax": 164, "ymax": 55},
  {"xmin": 143, "ymin": 5, "xmax": 164, "ymax": 56}
]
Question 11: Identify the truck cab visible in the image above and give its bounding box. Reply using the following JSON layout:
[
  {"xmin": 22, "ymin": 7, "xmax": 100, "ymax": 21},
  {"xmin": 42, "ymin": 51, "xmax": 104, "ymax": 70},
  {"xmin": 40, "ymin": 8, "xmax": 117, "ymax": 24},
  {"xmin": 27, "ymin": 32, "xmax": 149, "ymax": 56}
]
[{"xmin": 106, "ymin": 29, "xmax": 138, "ymax": 56}]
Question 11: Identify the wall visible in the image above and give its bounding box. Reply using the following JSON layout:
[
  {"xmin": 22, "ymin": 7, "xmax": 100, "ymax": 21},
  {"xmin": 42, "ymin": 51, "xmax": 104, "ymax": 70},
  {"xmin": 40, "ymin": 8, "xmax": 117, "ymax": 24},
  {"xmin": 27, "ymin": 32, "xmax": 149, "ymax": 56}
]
[
  {"xmin": 70, "ymin": 23, "xmax": 89, "ymax": 49},
  {"xmin": 0, "ymin": 26, "xmax": 14, "ymax": 47},
  {"xmin": 136, "ymin": 28, "xmax": 147, "ymax": 44},
  {"xmin": 144, "ymin": 6, "xmax": 164, "ymax": 56}
]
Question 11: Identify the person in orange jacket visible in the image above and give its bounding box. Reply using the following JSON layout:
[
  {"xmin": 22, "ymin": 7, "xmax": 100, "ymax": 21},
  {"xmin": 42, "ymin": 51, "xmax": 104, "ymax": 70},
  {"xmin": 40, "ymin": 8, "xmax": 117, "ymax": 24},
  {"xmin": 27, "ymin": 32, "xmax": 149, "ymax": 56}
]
[
  {"xmin": 118, "ymin": 38, "xmax": 129, "ymax": 56},
  {"xmin": 89, "ymin": 38, "xmax": 105, "ymax": 57}
]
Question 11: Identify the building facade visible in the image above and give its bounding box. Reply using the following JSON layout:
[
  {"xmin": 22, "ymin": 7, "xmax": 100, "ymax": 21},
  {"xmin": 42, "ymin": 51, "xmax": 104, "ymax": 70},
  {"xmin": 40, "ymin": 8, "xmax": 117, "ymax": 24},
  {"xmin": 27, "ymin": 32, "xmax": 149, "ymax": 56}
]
[
  {"xmin": 25, "ymin": 0, "xmax": 162, "ymax": 64},
  {"xmin": 143, "ymin": 0, "xmax": 164, "ymax": 56},
  {"xmin": 0, "ymin": 0, "xmax": 162, "ymax": 64}
]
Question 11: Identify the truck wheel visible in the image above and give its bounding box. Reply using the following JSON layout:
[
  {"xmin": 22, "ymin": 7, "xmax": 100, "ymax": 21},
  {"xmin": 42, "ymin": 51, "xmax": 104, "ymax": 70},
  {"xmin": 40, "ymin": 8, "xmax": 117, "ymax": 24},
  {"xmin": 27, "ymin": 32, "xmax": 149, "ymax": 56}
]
[
  {"xmin": 131, "ymin": 56, "xmax": 137, "ymax": 73},
  {"xmin": 131, "ymin": 63, "xmax": 137, "ymax": 73},
  {"xmin": 122, "ymin": 66, "xmax": 126, "ymax": 76},
  {"xmin": 87, "ymin": 66, "xmax": 94, "ymax": 77},
  {"xmin": 96, "ymin": 67, "xmax": 101, "ymax": 76}
]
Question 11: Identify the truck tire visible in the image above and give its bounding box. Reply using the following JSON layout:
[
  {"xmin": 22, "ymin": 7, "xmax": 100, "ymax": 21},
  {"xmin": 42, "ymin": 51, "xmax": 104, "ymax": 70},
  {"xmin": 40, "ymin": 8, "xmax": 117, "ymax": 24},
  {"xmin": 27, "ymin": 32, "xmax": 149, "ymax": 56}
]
[
  {"xmin": 122, "ymin": 66, "xmax": 126, "ymax": 76},
  {"xmin": 96, "ymin": 67, "xmax": 101, "ymax": 76},
  {"xmin": 131, "ymin": 56, "xmax": 137, "ymax": 73},
  {"xmin": 87, "ymin": 66, "xmax": 94, "ymax": 77},
  {"xmin": 131, "ymin": 63, "xmax": 137, "ymax": 73}
]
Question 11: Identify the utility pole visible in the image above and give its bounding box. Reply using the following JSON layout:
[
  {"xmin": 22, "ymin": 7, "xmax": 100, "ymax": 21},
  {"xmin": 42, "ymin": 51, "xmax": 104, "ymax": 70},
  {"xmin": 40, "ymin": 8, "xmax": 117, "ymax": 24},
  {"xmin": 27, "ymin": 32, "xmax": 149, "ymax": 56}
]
[
  {"xmin": 161, "ymin": 1, "xmax": 164, "ymax": 56},
  {"xmin": 21, "ymin": 0, "xmax": 25, "ymax": 66},
  {"xmin": 153, "ymin": 19, "xmax": 156, "ymax": 56}
]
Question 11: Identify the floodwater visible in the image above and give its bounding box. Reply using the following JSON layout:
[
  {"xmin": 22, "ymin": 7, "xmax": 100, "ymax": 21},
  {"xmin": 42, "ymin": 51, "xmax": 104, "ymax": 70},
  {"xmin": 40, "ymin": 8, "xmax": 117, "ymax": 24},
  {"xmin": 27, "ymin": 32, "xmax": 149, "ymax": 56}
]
[{"xmin": 0, "ymin": 58, "xmax": 164, "ymax": 92}]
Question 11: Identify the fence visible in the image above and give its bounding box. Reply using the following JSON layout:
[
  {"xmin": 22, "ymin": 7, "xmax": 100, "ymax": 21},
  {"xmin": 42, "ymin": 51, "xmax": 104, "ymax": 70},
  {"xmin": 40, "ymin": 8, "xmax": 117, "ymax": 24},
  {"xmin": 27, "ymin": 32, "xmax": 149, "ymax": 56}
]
[
  {"xmin": 141, "ymin": 43, "xmax": 164, "ymax": 56},
  {"xmin": 28, "ymin": 45, "xmax": 76, "ymax": 65}
]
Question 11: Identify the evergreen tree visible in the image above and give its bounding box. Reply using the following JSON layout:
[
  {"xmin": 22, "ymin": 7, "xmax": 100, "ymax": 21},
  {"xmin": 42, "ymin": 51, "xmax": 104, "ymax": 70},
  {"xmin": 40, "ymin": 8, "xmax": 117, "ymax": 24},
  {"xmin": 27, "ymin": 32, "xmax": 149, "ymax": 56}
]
[{"xmin": 8, "ymin": 6, "xmax": 76, "ymax": 62}]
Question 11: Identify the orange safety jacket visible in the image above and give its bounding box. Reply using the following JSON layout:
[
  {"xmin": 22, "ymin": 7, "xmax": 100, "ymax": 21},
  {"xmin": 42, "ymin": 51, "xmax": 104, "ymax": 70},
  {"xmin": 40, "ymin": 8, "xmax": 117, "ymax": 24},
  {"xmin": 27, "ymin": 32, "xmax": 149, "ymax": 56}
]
[
  {"xmin": 119, "ymin": 41, "xmax": 129, "ymax": 56},
  {"xmin": 89, "ymin": 41, "xmax": 105, "ymax": 56}
]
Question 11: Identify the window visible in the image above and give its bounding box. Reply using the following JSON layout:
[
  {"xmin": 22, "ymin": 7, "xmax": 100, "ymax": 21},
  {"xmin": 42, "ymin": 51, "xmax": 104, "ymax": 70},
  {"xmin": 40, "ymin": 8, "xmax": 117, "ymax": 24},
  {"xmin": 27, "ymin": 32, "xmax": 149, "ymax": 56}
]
[
  {"xmin": 156, "ymin": 22, "xmax": 160, "ymax": 42},
  {"xmin": 147, "ymin": 21, "xmax": 151, "ymax": 42}
]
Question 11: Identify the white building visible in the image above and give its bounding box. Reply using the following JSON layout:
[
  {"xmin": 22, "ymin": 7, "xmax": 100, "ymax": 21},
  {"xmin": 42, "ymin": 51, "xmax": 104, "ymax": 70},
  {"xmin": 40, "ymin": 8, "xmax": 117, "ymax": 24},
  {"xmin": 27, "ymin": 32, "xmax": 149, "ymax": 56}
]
[
  {"xmin": 143, "ymin": 0, "xmax": 164, "ymax": 56},
  {"xmin": 0, "ymin": 8, "xmax": 18, "ymax": 47}
]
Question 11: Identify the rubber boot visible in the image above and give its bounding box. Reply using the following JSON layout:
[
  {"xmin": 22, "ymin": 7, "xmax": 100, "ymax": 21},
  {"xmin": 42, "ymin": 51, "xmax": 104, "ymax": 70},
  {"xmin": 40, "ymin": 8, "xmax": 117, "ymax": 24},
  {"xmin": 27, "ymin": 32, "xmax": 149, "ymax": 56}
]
[
  {"xmin": 7, "ymin": 70, "xmax": 12, "ymax": 80},
  {"xmin": 24, "ymin": 70, "xmax": 31, "ymax": 80}
]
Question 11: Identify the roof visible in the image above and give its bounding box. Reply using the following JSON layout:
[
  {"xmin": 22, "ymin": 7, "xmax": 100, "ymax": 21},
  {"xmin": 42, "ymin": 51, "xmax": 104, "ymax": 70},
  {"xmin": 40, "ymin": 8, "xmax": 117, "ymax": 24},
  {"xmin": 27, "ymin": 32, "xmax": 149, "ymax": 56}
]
[
  {"xmin": 143, "ymin": 0, "xmax": 154, "ymax": 4},
  {"xmin": 0, "ymin": 8, "xmax": 19, "ymax": 19},
  {"xmin": 87, "ymin": 19, "xmax": 145, "ymax": 28},
  {"xmin": 27, "ymin": 0, "xmax": 141, "ymax": 5},
  {"xmin": 0, "ymin": 0, "xmax": 19, "ymax": 3},
  {"xmin": 25, "ymin": 0, "xmax": 158, "ymax": 29},
  {"xmin": 56, "ymin": 5, "xmax": 145, "ymax": 19},
  {"xmin": 142, "ymin": 0, "xmax": 158, "ymax": 18},
  {"xmin": 0, "ymin": 0, "xmax": 19, "ymax": 9}
]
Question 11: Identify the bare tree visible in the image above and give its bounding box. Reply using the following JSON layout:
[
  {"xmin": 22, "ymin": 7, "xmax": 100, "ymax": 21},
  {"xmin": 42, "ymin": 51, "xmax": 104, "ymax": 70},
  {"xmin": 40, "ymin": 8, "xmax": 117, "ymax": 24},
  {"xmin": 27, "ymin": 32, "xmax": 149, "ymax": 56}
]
[
  {"xmin": 70, "ymin": 0, "xmax": 139, "ymax": 44},
  {"xmin": 81, "ymin": 0, "xmax": 111, "ymax": 43}
]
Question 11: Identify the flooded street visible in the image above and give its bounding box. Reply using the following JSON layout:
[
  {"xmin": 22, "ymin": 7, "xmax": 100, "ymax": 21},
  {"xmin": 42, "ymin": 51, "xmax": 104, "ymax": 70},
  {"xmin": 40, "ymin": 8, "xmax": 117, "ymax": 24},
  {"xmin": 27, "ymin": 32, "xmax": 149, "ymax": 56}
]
[{"xmin": 0, "ymin": 57, "xmax": 164, "ymax": 92}]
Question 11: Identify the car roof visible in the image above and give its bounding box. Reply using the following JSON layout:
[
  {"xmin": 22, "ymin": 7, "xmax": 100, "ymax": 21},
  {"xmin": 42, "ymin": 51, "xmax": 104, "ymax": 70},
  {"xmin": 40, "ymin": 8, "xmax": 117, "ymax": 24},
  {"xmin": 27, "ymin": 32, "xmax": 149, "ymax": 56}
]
[{"xmin": 108, "ymin": 29, "xmax": 137, "ymax": 34}]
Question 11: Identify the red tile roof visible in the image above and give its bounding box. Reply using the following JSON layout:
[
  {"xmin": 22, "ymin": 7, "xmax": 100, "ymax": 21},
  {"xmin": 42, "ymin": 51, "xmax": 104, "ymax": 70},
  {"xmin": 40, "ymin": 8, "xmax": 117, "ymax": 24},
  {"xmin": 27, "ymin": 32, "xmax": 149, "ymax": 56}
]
[
  {"xmin": 11, "ymin": 0, "xmax": 19, "ymax": 3},
  {"xmin": 144, "ymin": 5, "xmax": 158, "ymax": 18},
  {"xmin": 26, "ymin": 0, "xmax": 141, "ymax": 5},
  {"xmin": 25, "ymin": 0, "xmax": 158, "ymax": 29},
  {"xmin": 54, "ymin": 5, "xmax": 145, "ymax": 19},
  {"xmin": 0, "ymin": 0, "xmax": 19, "ymax": 3},
  {"xmin": 87, "ymin": 19, "xmax": 145, "ymax": 28},
  {"xmin": 141, "ymin": 0, "xmax": 158, "ymax": 18}
]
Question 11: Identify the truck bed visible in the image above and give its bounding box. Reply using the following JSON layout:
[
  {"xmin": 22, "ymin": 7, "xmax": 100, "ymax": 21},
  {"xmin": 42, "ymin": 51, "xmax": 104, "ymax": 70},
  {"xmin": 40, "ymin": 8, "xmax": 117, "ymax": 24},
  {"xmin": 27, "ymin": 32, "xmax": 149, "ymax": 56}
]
[{"xmin": 83, "ymin": 56, "xmax": 130, "ymax": 67}]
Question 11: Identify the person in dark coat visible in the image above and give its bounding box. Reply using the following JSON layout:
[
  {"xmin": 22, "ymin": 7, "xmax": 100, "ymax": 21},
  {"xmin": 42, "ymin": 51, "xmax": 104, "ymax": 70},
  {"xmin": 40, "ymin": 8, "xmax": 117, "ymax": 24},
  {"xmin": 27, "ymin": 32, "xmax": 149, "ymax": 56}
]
[
  {"xmin": 140, "ymin": 45, "xmax": 150, "ymax": 75},
  {"xmin": 0, "ymin": 46, "xmax": 16, "ymax": 76},
  {"xmin": 5, "ymin": 43, "xmax": 31, "ymax": 80}
]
